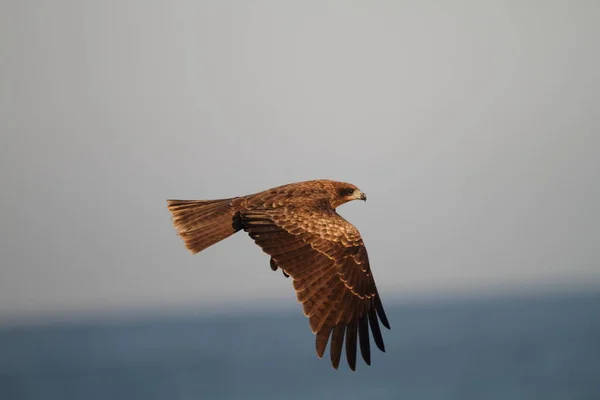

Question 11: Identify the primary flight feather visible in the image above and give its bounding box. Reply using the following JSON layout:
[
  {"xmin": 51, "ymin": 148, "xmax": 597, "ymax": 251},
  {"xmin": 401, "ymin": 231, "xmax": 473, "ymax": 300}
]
[{"xmin": 167, "ymin": 179, "xmax": 390, "ymax": 370}]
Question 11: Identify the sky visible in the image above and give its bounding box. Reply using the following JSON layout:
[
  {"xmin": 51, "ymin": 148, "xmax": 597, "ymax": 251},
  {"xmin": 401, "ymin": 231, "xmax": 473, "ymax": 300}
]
[{"xmin": 1, "ymin": 0, "xmax": 599, "ymax": 322}]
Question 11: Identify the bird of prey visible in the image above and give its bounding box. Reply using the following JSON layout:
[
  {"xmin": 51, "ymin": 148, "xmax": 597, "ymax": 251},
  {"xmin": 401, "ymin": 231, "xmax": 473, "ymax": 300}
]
[{"xmin": 167, "ymin": 179, "xmax": 390, "ymax": 370}]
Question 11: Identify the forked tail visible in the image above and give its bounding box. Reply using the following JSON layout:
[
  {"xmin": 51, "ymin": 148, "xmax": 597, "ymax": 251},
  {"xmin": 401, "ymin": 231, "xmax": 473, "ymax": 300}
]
[{"xmin": 167, "ymin": 198, "xmax": 242, "ymax": 254}]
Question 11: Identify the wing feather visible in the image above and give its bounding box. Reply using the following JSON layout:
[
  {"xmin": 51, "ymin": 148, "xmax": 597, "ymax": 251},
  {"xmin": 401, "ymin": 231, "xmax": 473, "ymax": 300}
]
[
  {"xmin": 311, "ymin": 281, "xmax": 347, "ymax": 333},
  {"xmin": 315, "ymin": 327, "xmax": 332, "ymax": 359},
  {"xmin": 345, "ymin": 320, "xmax": 358, "ymax": 371},
  {"xmin": 369, "ymin": 307, "xmax": 385, "ymax": 352},
  {"xmin": 330, "ymin": 324, "xmax": 345, "ymax": 369},
  {"xmin": 296, "ymin": 266, "xmax": 337, "ymax": 307},
  {"xmin": 358, "ymin": 313, "xmax": 371, "ymax": 365},
  {"xmin": 241, "ymin": 204, "xmax": 389, "ymax": 370},
  {"xmin": 293, "ymin": 261, "xmax": 335, "ymax": 293}
]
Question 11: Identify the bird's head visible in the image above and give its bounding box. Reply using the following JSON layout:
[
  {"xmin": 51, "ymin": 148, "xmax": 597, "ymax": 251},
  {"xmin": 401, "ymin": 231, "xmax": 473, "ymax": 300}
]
[{"xmin": 330, "ymin": 181, "xmax": 367, "ymax": 209}]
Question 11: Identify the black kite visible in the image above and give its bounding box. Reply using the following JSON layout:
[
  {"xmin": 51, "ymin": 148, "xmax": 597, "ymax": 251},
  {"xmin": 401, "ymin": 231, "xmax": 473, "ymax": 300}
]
[{"xmin": 167, "ymin": 179, "xmax": 390, "ymax": 370}]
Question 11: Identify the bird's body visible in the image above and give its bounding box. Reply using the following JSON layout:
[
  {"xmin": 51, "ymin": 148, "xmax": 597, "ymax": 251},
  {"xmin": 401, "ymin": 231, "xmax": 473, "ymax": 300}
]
[{"xmin": 167, "ymin": 179, "xmax": 389, "ymax": 370}]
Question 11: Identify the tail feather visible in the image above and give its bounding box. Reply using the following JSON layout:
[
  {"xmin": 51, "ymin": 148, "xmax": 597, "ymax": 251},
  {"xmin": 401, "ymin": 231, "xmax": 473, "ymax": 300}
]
[{"xmin": 167, "ymin": 198, "xmax": 242, "ymax": 254}]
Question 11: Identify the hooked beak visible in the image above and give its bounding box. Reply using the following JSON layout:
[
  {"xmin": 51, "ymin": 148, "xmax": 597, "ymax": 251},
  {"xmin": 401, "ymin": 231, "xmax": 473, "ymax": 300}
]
[{"xmin": 360, "ymin": 192, "xmax": 367, "ymax": 202}]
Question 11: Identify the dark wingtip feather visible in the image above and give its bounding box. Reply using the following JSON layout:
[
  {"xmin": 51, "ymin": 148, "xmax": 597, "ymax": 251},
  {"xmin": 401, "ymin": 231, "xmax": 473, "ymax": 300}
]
[
  {"xmin": 330, "ymin": 325, "xmax": 345, "ymax": 369},
  {"xmin": 315, "ymin": 329, "xmax": 331, "ymax": 359},
  {"xmin": 358, "ymin": 314, "xmax": 371, "ymax": 365},
  {"xmin": 368, "ymin": 308, "xmax": 386, "ymax": 352},
  {"xmin": 345, "ymin": 321, "xmax": 358, "ymax": 371},
  {"xmin": 375, "ymin": 295, "xmax": 391, "ymax": 330}
]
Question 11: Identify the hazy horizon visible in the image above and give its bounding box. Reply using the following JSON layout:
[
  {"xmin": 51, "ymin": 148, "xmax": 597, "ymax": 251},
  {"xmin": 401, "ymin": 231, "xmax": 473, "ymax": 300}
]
[{"xmin": 1, "ymin": 1, "xmax": 599, "ymax": 322}]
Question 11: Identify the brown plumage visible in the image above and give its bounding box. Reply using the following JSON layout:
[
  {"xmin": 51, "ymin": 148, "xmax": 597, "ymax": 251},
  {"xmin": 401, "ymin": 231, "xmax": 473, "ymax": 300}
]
[{"xmin": 167, "ymin": 179, "xmax": 390, "ymax": 370}]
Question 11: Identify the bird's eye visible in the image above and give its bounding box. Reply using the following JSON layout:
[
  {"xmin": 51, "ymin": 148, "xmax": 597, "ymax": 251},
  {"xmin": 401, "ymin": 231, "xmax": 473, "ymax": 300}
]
[{"xmin": 340, "ymin": 188, "xmax": 355, "ymax": 196}]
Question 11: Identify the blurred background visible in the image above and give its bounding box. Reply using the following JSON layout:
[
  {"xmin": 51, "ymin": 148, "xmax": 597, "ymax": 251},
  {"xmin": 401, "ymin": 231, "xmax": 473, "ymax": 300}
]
[{"xmin": 1, "ymin": 1, "xmax": 599, "ymax": 399}]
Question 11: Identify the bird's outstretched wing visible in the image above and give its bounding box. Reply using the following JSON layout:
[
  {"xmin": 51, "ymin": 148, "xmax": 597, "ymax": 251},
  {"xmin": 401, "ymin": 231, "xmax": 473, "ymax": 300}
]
[{"xmin": 240, "ymin": 201, "xmax": 390, "ymax": 370}]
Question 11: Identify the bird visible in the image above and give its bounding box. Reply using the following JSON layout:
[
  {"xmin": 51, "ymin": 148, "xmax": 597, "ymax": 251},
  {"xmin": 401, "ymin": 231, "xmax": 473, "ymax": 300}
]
[{"xmin": 166, "ymin": 179, "xmax": 390, "ymax": 370}]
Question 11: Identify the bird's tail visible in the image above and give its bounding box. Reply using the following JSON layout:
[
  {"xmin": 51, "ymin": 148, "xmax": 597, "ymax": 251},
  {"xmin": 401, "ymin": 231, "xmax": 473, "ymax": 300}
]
[{"xmin": 167, "ymin": 198, "xmax": 242, "ymax": 254}]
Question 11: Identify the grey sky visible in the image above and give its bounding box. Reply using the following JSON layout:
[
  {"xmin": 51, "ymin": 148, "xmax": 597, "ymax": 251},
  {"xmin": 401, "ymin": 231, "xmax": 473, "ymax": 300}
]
[{"xmin": 1, "ymin": 1, "xmax": 599, "ymax": 321}]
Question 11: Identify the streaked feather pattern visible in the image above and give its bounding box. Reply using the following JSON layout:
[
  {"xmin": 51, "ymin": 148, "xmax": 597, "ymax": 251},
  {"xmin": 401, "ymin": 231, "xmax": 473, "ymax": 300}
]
[{"xmin": 167, "ymin": 179, "xmax": 390, "ymax": 370}]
